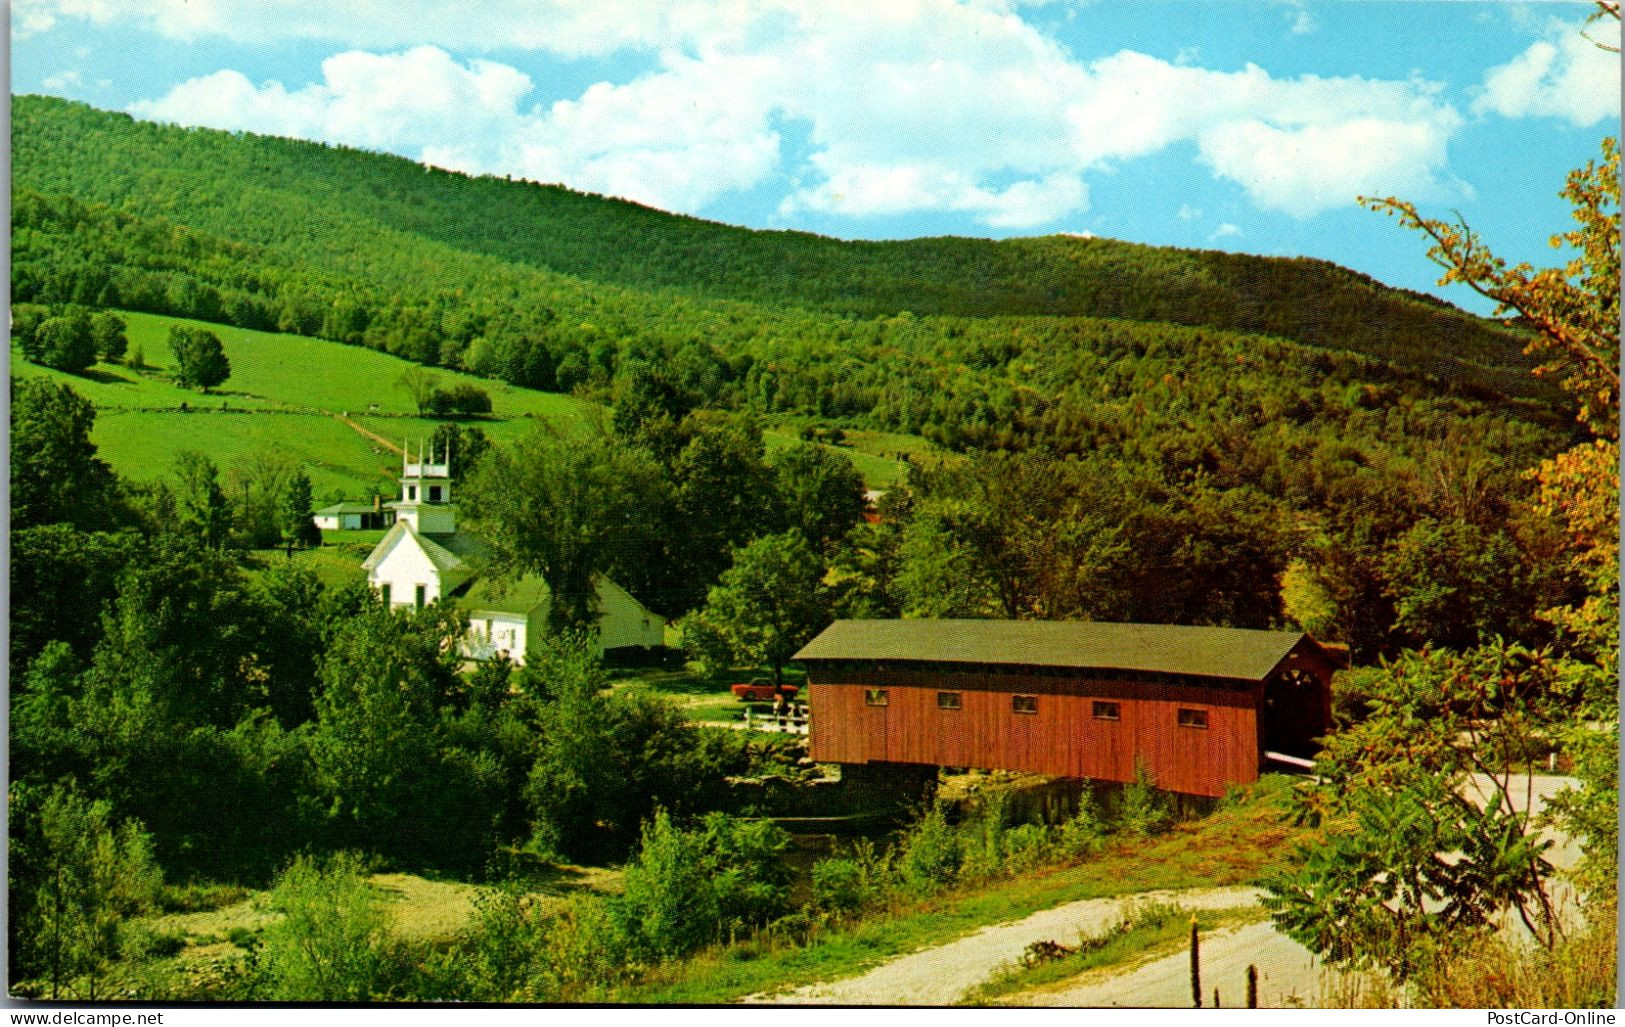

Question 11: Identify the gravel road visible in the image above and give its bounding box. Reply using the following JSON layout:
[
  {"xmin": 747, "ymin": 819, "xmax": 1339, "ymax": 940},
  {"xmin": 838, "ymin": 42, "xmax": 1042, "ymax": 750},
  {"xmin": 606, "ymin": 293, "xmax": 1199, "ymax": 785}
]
[
  {"xmin": 1016, "ymin": 919, "xmax": 1320, "ymax": 1008},
  {"xmin": 751, "ymin": 886, "xmax": 1268, "ymax": 1006}
]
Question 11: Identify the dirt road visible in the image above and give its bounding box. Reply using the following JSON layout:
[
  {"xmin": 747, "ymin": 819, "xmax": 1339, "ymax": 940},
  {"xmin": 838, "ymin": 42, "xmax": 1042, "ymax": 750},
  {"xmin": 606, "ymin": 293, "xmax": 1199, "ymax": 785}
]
[
  {"xmin": 752, "ymin": 886, "xmax": 1273, "ymax": 1006},
  {"xmin": 1016, "ymin": 919, "xmax": 1320, "ymax": 1007}
]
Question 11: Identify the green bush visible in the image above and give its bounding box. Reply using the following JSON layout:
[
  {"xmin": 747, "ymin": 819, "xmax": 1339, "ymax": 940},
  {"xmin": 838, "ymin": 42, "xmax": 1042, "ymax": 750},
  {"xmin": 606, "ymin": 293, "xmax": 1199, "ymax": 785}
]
[
  {"xmin": 895, "ymin": 802, "xmax": 963, "ymax": 896},
  {"xmin": 1057, "ymin": 788, "xmax": 1107, "ymax": 859},
  {"xmin": 1116, "ymin": 762, "xmax": 1171, "ymax": 839},
  {"xmin": 452, "ymin": 883, "xmax": 556, "ymax": 1002},
  {"xmin": 614, "ymin": 810, "xmax": 793, "ymax": 961},
  {"xmin": 542, "ymin": 894, "xmax": 631, "ymax": 999},
  {"xmin": 1001, "ymin": 822, "xmax": 1056, "ymax": 873},
  {"xmin": 810, "ymin": 857, "xmax": 867, "ymax": 914},
  {"xmin": 959, "ymin": 791, "xmax": 1011, "ymax": 884},
  {"xmin": 259, "ymin": 852, "xmax": 387, "ymax": 1002}
]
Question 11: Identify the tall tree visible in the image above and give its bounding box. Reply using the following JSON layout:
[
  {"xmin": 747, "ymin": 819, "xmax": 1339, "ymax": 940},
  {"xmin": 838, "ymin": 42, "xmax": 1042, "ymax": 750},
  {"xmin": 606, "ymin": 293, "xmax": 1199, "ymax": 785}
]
[
  {"xmin": 769, "ymin": 442, "xmax": 866, "ymax": 552},
  {"xmin": 279, "ymin": 470, "xmax": 320, "ymax": 553},
  {"xmin": 90, "ymin": 312, "xmax": 127, "ymax": 364},
  {"xmin": 168, "ymin": 325, "xmax": 231, "ymax": 391},
  {"xmin": 462, "ymin": 428, "xmax": 663, "ymax": 632},
  {"xmin": 683, "ymin": 530, "xmax": 832, "ymax": 685},
  {"xmin": 10, "ymin": 378, "xmax": 118, "ymax": 531}
]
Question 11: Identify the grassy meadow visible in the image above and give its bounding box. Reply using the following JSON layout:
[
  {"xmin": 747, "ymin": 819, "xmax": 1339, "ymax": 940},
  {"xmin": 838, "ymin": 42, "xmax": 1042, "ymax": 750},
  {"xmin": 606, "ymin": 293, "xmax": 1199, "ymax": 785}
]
[{"xmin": 15, "ymin": 309, "xmax": 923, "ymax": 499}]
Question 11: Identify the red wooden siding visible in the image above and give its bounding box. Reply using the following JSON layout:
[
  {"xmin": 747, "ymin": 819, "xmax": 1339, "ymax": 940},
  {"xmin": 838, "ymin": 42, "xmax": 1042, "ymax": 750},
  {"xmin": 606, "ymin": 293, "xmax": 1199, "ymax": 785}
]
[{"xmin": 808, "ymin": 668, "xmax": 1262, "ymax": 798}]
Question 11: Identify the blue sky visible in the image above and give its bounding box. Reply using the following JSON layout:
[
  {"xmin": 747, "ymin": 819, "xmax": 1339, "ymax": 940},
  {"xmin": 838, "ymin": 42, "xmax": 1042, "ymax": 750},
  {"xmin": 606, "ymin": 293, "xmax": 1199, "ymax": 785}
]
[{"xmin": 13, "ymin": 1, "xmax": 1620, "ymax": 314}]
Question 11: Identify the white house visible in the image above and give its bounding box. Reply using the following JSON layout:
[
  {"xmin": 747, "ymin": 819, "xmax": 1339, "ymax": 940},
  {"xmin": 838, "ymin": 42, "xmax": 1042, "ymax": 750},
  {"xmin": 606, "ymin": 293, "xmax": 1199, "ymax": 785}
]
[
  {"xmin": 361, "ymin": 445, "xmax": 666, "ymax": 664},
  {"xmin": 313, "ymin": 500, "xmax": 395, "ymax": 531}
]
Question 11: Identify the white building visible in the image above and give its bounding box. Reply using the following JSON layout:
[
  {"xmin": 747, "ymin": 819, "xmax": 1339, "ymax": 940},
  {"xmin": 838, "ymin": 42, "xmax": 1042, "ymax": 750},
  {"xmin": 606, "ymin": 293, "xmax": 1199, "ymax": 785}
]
[{"xmin": 361, "ymin": 444, "xmax": 665, "ymax": 664}]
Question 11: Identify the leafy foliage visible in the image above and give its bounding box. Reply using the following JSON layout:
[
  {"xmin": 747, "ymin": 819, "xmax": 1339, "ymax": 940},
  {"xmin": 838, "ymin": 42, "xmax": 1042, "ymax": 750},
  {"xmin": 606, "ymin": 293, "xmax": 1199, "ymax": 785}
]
[
  {"xmin": 683, "ymin": 530, "xmax": 833, "ymax": 684},
  {"xmin": 167, "ymin": 325, "xmax": 230, "ymax": 390}
]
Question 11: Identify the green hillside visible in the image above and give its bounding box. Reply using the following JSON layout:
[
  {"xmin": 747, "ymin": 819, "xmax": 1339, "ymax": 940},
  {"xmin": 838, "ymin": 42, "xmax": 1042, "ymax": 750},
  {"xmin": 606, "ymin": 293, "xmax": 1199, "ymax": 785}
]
[
  {"xmin": 10, "ymin": 309, "xmax": 918, "ymax": 497},
  {"xmin": 12, "ymin": 94, "xmax": 1558, "ymax": 413}
]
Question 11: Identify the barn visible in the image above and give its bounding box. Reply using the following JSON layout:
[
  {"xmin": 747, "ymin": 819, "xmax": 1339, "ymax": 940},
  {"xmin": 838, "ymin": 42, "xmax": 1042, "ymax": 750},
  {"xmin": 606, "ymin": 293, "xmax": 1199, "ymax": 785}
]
[{"xmin": 792, "ymin": 619, "xmax": 1337, "ymax": 798}]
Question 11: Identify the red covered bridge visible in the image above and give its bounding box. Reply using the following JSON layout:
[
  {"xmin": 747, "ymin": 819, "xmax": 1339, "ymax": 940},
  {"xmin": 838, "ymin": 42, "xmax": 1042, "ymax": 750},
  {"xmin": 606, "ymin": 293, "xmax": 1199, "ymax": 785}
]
[{"xmin": 793, "ymin": 619, "xmax": 1337, "ymax": 798}]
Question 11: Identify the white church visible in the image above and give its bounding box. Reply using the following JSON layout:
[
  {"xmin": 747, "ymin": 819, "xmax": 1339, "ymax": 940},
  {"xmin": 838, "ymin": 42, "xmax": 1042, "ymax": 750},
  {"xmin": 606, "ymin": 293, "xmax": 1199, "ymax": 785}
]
[{"xmin": 361, "ymin": 444, "xmax": 666, "ymax": 665}]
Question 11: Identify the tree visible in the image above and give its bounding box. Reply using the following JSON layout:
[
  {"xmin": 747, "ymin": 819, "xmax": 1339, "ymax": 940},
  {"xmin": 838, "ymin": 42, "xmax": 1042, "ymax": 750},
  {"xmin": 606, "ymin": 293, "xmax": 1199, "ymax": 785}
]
[
  {"xmin": 168, "ymin": 325, "xmax": 230, "ymax": 390},
  {"xmin": 308, "ymin": 602, "xmax": 465, "ymax": 846},
  {"xmin": 1380, "ymin": 518, "xmax": 1531, "ymax": 650},
  {"xmin": 171, "ymin": 451, "xmax": 233, "ymax": 551},
  {"xmin": 667, "ymin": 412, "xmax": 780, "ymax": 612},
  {"xmin": 90, "ymin": 313, "xmax": 127, "ymax": 364},
  {"xmin": 10, "ymin": 785, "xmax": 162, "ymax": 999},
  {"xmin": 1363, "ymin": 136, "xmax": 1618, "ymax": 439},
  {"xmin": 522, "ymin": 635, "xmax": 722, "ymax": 861},
  {"xmin": 1274, "ymin": 125, "xmax": 1622, "ymax": 985},
  {"xmin": 428, "ymin": 421, "xmax": 491, "ymax": 481},
  {"xmin": 770, "ymin": 442, "xmax": 866, "ymax": 551},
  {"xmin": 10, "ymin": 378, "xmax": 118, "ymax": 531},
  {"xmin": 462, "ymin": 428, "xmax": 663, "ymax": 632},
  {"xmin": 1264, "ymin": 642, "xmax": 1569, "ymax": 981},
  {"xmin": 29, "ymin": 313, "xmax": 97, "ymax": 372},
  {"xmin": 279, "ymin": 470, "xmax": 321, "ymax": 553},
  {"xmin": 426, "ymin": 382, "xmax": 493, "ymax": 417},
  {"xmin": 394, "ymin": 364, "xmax": 437, "ymax": 414},
  {"xmin": 683, "ymin": 530, "xmax": 832, "ymax": 685}
]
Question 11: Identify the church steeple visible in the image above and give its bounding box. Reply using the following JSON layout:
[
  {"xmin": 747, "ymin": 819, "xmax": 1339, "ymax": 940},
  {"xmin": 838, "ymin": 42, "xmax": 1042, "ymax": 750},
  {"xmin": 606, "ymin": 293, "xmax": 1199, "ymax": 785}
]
[{"xmin": 394, "ymin": 439, "xmax": 456, "ymax": 534}]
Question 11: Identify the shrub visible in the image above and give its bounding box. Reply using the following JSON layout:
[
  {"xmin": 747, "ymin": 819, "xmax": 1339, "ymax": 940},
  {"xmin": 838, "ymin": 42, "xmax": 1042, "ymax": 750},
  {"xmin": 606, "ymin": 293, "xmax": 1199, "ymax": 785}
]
[
  {"xmin": 614, "ymin": 810, "xmax": 793, "ymax": 961},
  {"xmin": 259, "ymin": 852, "xmax": 388, "ymax": 1002},
  {"xmin": 1057, "ymin": 788, "xmax": 1107, "ymax": 859},
  {"xmin": 454, "ymin": 883, "xmax": 556, "ymax": 1002},
  {"xmin": 1002, "ymin": 822, "xmax": 1056, "ymax": 873},
  {"xmin": 895, "ymin": 802, "xmax": 963, "ymax": 896},
  {"xmin": 1116, "ymin": 761, "xmax": 1171, "ymax": 838},
  {"xmin": 810, "ymin": 858, "xmax": 867, "ymax": 914},
  {"xmin": 959, "ymin": 790, "xmax": 1012, "ymax": 883},
  {"xmin": 542, "ymin": 894, "xmax": 629, "ymax": 999}
]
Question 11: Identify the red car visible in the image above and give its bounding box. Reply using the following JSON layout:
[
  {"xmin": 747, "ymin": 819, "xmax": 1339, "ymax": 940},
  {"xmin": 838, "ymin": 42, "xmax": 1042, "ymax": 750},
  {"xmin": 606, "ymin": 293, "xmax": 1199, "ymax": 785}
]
[{"xmin": 731, "ymin": 679, "xmax": 799, "ymax": 702}]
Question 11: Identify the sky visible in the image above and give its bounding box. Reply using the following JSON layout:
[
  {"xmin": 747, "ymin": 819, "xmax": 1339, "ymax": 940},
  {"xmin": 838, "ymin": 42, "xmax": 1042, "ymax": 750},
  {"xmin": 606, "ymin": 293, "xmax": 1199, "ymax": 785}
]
[{"xmin": 11, "ymin": 1, "xmax": 1621, "ymax": 314}]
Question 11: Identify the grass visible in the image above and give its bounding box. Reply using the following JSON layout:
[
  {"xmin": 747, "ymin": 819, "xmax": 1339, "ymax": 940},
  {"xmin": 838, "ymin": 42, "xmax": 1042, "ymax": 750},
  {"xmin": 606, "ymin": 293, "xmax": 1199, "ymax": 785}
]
[
  {"xmin": 610, "ymin": 664, "xmax": 809, "ymax": 725},
  {"xmin": 246, "ymin": 543, "xmax": 372, "ymax": 589},
  {"xmin": 961, "ymin": 904, "xmax": 1264, "ymax": 1005},
  {"xmin": 761, "ymin": 424, "xmax": 945, "ymax": 490},
  {"xmin": 13, "ymin": 309, "xmax": 603, "ymax": 499},
  {"xmin": 619, "ymin": 774, "xmax": 1311, "ymax": 1004},
  {"xmin": 17, "ymin": 310, "xmax": 945, "ymax": 498}
]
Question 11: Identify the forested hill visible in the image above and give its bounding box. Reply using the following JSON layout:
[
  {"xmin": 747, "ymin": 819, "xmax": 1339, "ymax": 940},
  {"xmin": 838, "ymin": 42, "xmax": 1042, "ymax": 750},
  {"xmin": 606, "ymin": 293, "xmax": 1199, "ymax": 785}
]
[{"xmin": 12, "ymin": 94, "xmax": 1549, "ymax": 405}]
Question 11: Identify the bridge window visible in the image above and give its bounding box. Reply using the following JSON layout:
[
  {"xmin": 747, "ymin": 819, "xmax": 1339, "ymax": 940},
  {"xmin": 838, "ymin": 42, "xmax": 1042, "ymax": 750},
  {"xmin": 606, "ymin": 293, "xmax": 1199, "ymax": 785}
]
[
  {"xmin": 1178, "ymin": 708, "xmax": 1209, "ymax": 729},
  {"xmin": 937, "ymin": 691, "xmax": 961, "ymax": 710},
  {"xmin": 865, "ymin": 689, "xmax": 889, "ymax": 707},
  {"xmin": 1092, "ymin": 701, "xmax": 1120, "ymax": 721},
  {"xmin": 1012, "ymin": 695, "xmax": 1038, "ymax": 714}
]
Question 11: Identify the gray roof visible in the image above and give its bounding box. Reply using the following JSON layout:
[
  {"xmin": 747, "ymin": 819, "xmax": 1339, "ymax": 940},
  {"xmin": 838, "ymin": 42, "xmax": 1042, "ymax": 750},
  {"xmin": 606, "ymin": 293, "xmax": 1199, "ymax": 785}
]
[
  {"xmin": 316, "ymin": 502, "xmax": 380, "ymax": 516},
  {"xmin": 792, "ymin": 619, "xmax": 1313, "ymax": 682}
]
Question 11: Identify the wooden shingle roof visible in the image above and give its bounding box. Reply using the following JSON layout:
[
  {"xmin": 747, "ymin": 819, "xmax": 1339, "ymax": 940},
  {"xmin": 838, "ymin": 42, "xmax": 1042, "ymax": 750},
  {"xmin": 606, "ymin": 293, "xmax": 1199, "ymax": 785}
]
[{"xmin": 793, "ymin": 619, "xmax": 1314, "ymax": 682}]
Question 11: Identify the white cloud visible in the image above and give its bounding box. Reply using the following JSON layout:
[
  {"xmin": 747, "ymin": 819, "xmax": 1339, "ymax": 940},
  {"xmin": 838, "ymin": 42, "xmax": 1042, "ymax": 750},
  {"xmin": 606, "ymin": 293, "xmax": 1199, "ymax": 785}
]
[
  {"xmin": 1283, "ymin": 0, "xmax": 1316, "ymax": 36},
  {"xmin": 1177, "ymin": 204, "xmax": 1202, "ymax": 221},
  {"xmin": 1475, "ymin": 18, "xmax": 1621, "ymax": 126},
  {"xmin": 114, "ymin": 0, "xmax": 1468, "ymax": 224},
  {"xmin": 42, "ymin": 69, "xmax": 83, "ymax": 90},
  {"xmin": 1209, "ymin": 223, "xmax": 1242, "ymax": 242}
]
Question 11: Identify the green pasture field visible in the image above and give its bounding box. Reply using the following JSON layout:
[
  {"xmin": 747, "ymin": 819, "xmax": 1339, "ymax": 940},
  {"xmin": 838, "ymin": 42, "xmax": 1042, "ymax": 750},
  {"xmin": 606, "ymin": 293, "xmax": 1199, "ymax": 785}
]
[
  {"xmin": 13, "ymin": 310, "xmax": 602, "ymax": 497},
  {"xmin": 15, "ymin": 309, "xmax": 940, "ymax": 496}
]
